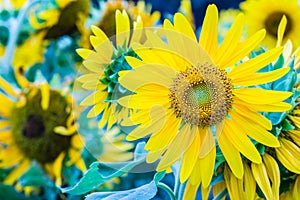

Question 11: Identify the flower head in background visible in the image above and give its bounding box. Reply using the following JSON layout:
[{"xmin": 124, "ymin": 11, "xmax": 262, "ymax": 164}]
[
  {"xmin": 0, "ymin": 69, "xmax": 85, "ymax": 188},
  {"xmin": 76, "ymin": 9, "xmax": 144, "ymax": 130},
  {"xmin": 30, "ymin": 0, "xmax": 90, "ymax": 39},
  {"xmin": 241, "ymin": 0, "xmax": 300, "ymax": 48},
  {"xmin": 118, "ymin": 4, "xmax": 292, "ymax": 199},
  {"xmin": 96, "ymin": 0, "xmax": 160, "ymax": 39}
]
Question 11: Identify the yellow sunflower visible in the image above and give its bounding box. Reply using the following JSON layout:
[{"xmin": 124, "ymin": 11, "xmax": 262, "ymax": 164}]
[
  {"xmin": 96, "ymin": 0, "xmax": 160, "ymax": 38},
  {"xmin": 76, "ymin": 9, "xmax": 143, "ymax": 130},
  {"xmin": 0, "ymin": 69, "xmax": 85, "ymax": 188},
  {"xmin": 240, "ymin": 0, "xmax": 300, "ymax": 48},
  {"xmin": 30, "ymin": 0, "xmax": 90, "ymax": 39},
  {"xmin": 117, "ymin": 4, "xmax": 292, "ymax": 197}
]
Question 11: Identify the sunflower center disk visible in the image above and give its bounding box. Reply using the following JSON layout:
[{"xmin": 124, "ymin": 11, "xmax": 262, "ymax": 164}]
[
  {"xmin": 11, "ymin": 89, "xmax": 73, "ymax": 164},
  {"xmin": 264, "ymin": 11, "xmax": 292, "ymax": 38},
  {"xmin": 169, "ymin": 64, "xmax": 233, "ymax": 127}
]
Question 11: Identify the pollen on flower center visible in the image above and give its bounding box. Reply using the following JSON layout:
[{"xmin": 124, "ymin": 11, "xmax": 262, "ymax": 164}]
[
  {"xmin": 264, "ymin": 12, "xmax": 292, "ymax": 38},
  {"xmin": 169, "ymin": 64, "xmax": 233, "ymax": 127}
]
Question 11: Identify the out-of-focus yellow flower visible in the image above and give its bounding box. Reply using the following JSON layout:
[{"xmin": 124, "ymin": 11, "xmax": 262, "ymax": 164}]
[
  {"xmin": 97, "ymin": 0, "xmax": 160, "ymax": 38},
  {"xmin": 0, "ymin": 69, "xmax": 85, "ymax": 188},
  {"xmin": 241, "ymin": 0, "xmax": 300, "ymax": 48},
  {"xmin": 30, "ymin": 0, "xmax": 90, "ymax": 39}
]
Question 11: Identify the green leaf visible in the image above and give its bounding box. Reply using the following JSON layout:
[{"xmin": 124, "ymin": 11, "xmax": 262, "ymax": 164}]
[
  {"xmin": 281, "ymin": 118, "xmax": 295, "ymax": 131},
  {"xmin": 61, "ymin": 142, "xmax": 147, "ymax": 195},
  {"xmin": 85, "ymin": 180, "xmax": 158, "ymax": 200}
]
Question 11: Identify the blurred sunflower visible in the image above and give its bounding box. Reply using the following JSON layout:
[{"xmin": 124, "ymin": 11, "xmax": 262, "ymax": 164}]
[
  {"xmin": 0, "ymin": 69, "xmax": 85, "ymax": 188},
  {"xmin": 96, "ymin": 0, "xmax": 160, "ymax": 38},
  {"xmin": 118, "ymin": 4, "xmax": 292, "ymax": 198},
  {"xmin": 76, "ymin": 9, "xmax": 143, "ymax": 130},
  {"xmin": 275, "ymin": 103, "xmax": 300, "ymax": 174},
  {"xmin": 30, "ymin": 0, "xmax": 90, "ymax": 39},
  {"xmin": 240, "ymin": 0, "xmax": 300, "ymax": 48}
]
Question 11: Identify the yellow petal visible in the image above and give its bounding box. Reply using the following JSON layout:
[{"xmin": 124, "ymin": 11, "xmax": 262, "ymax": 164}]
[
  {"xmin": 287, "ymin": 130, "xmax": 300, "ymax": 146},
  {"xmin": 292, "ymin": 176, "xmax": 300, "ymax": 199},
  {"xmin": 233, "ymin": 88, "xmax": 292, "ymax": 104},
  {"xmin": 40, "ymin": 83, "xmax": 50, "ymax": 110},
  {"xmin": 0, "ymin": 145, "xmax": 23, "ymax": 168},
  {"xmin": 157, "ymin": 124, "xmax": 196, "ymax": 171},
  {"xmin": 233, "ymin": 103, "xmax": 272, "ymax": 130},
  {"xmin": 86, "ymin": 102, "xmax": 106, "ymax": 118},
  {"xmin": 234, "ymin": 96, "xmax": 292, "ymax": 112},
  {"xmin": 223, "ymin": 29, "xmax": 266, "ymax": 68},
  {"xmin": 180, "ymin": 130, "xmax": 200, "ymax": 182},
  {"xmin": 199, "ymin": 145, "xmax": 216, "ymax": 187},
  {"xmin": 276, "ymin": 15, "xmax": 287, "ymax": 47},
  {"xmin": 4, "ymin": 159, "xmax": 30, "ymax": 184},
  {"xmin": 229, "ymin": 108, "xmax": 280, "ymax": 147},
  {"xmin": 126, "ymin": 105, "xmax": 168, "ymax": 141},
  {"xmin": 224, "ymin": 116, "xmax": 262, "ymax": 164},
  {"xmin": 263, "ymin": 154, "xmax": 280, "ymax": 200},
  {"xmin": 183, "ymin": 181, "xmax": 200, "ymax": 200},
  {"xmin": 215, "ymin": 13, "xmax": 244, "ymax": 68},
  {"xmin": 145, "ymin": 112, "xmax": 180, "ymax": 151},
  {"xmin": 232, "ymin": 67, "xmax": 289, "ymax": 86},
  {"xmin": 118, "ymin": 64, "xmax": 176, "ymax": 92},
  {"xmin": 83, "ymin": 60, "xmax": 104, "ymax": 73},
  {"xmin": 116, "ymin": 10, "xmax": 130, "ymax": 47},
  {"xmin": 131, "ymin": 16, "xmax": 143, "ymax": 44},
  {"xmin": 228, "ymin": 47, "xmax": 283, "ymax": 78},
  {"xmin": 276, "ymin": 138, "xmax": 300, "ymax": 173},
  {"xmin": 53, "ymin": 152, "xmax": 65, "ymax": 186},
  {"xmin": 173, "ymin": 13, "xmax": 196, "ymax": 41},
  {"xmin": 199, "ymin": 4, "xmax": 218, "ymax": 57},
  {"xmin": 76, "ymin": 48, "xmax": 94, "ymax": 59},
  {"xmin": 243, "ymin": 162, "xmax": 256, "ymax": 200},
  {"xmin": 251, "ymin": 162, "xmax": 273, "ymax": 200},
  {"xmin": 218, "ymin": 124, "xmax": 243, "ymax": 178},
  {"xmin": 80, "ymin": 90, "xmax": 107, "ymax": 106}
]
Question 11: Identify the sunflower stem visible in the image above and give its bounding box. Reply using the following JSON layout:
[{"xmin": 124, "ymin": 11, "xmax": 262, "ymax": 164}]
[
  {"xmin": 0, "ymin": 0, "xmax": 40, "ymax": 74},
  {"xmin": 157, "ymin": 182, "xmax": 176, "ymax": 200}
]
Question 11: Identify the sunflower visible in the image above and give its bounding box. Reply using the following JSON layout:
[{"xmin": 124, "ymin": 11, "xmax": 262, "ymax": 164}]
[
  {"xmin": 240, "ymin": 0, "xmax": 300, "ymax": 48},
  {"xmin": 76, "ymin": 9, "xmax": 143, "ymax": 130},
  {"xmin": 96, "ymin": 0, "xmax": 160, "ymax": 38},
  {"xmin": 0, "ymin": 69, "xmax": 85, "ymax": 189},
  {"xmin": 117, "ymin": 4, "xmax": 292, "ymax": 197},
  {"xmin": 30, "ymin": 0, "xmax": 90, "ymax": 39}
]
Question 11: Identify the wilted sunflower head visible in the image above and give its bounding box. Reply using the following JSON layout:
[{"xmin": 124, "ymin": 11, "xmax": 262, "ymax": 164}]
[{"xmin": 0, "ymin": 70, "xmax": 85, "ymax": 187}]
